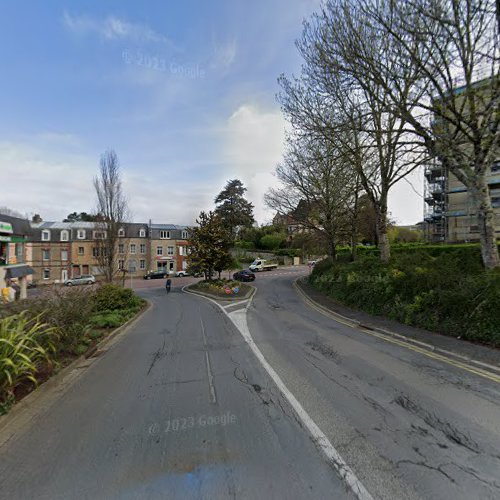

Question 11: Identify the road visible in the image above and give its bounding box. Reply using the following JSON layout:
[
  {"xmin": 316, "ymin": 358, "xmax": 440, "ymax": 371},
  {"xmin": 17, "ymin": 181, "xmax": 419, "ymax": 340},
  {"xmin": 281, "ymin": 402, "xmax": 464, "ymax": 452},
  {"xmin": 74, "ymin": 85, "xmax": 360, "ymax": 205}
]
[
  {"xmin": 0, "ymin": 267, "xmax": 350, "ymax": 500},
  {"xmin": 1, "ymin": 267, "xmax": 500, "ymax": 499}
]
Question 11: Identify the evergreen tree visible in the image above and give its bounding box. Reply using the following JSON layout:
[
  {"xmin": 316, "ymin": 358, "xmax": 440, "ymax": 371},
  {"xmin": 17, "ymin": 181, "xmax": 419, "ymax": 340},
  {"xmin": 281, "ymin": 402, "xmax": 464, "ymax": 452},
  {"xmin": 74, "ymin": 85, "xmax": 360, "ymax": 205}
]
[
  {"xmin": 214, "ymin": 179, "xmax": 255, "ymax": 240},
  {"xmin": 187, "ymin": 211, "xmax": 232, "ymax": 281}
]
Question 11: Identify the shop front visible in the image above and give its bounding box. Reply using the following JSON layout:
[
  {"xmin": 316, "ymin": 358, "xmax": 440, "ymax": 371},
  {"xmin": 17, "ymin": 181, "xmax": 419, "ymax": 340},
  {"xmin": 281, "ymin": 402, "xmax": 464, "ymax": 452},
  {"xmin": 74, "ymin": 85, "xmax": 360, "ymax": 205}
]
[{"xmin": 0, "ymin": 218, "xmax": 34, "ymax": 300}]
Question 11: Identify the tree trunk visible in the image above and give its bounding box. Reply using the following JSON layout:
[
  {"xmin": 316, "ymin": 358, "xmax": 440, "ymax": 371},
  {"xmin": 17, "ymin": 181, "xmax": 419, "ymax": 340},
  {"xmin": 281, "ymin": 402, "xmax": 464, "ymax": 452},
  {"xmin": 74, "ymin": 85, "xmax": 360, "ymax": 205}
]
[
  {"xmin": 375, "ymin": 203, "xmax": 390, "ymax": 262},
  {"xmin": 327, "ymin": 236, "xmax": 336, "ymax": 260},
  {"xmin": 471, "ymin": 179, "xmax": 500, "ymax": 269},
  {"xmin": 350, "ymin": 232, "xmax": 357, "ymax": 261}
]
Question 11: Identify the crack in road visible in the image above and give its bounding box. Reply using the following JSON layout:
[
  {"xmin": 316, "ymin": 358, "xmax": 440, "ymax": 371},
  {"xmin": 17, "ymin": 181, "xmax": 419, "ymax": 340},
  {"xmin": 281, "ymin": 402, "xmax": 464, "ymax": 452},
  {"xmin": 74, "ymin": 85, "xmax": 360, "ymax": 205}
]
[
  {"xmin": 394, "ymin": 395, "xmax": 479, "ymax": 453},
  {"xmin": 306, "ymin": 340, "xmax": 341, "ymax": 363},
  {"xmin": 396, "ymin": 459, "xmax": 457, "ymax": 484}
]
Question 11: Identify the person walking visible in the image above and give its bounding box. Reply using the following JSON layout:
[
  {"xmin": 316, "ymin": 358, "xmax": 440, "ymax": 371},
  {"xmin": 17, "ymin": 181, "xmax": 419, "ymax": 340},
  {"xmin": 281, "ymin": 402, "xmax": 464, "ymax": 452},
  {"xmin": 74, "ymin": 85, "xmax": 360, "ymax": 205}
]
[{"xmin": 165, "ymin": 277, "xmax": 172, "ymax": 294}]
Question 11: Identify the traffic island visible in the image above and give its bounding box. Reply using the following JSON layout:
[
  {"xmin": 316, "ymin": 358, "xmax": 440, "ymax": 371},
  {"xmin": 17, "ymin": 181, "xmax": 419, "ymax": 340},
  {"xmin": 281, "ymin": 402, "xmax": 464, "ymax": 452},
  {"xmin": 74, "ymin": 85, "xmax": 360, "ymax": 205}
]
[{"xmin": 185, "ymin": 280, "xmax": 255, "ymax": 301}]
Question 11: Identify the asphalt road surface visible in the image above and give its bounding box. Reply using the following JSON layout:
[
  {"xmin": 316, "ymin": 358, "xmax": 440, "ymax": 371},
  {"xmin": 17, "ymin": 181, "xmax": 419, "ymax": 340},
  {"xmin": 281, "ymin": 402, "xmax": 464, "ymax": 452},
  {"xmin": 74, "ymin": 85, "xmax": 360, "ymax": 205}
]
[
  {"xmin": 1, "ymin": 267, "xmax": 500, "ymax": 499},
  {"xmin": 0, "ymin": 267, "xmax": 351, "ymax": 500}
]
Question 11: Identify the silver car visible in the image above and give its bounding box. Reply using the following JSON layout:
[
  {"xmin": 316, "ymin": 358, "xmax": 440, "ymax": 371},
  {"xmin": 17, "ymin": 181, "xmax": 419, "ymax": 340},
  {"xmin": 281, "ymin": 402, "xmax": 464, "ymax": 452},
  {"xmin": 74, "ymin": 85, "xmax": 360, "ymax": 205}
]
[{"xmin": 64, "ymin": 274, "xmax": 96, "ymax": 286}]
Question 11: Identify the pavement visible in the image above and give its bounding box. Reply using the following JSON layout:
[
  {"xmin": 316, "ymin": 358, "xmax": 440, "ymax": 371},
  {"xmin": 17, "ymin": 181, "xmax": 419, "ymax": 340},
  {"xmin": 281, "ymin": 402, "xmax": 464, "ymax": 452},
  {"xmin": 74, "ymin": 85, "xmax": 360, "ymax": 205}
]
[{"xmin": 1, "ymin": 266, "xmax": 499, "ymax": 499}]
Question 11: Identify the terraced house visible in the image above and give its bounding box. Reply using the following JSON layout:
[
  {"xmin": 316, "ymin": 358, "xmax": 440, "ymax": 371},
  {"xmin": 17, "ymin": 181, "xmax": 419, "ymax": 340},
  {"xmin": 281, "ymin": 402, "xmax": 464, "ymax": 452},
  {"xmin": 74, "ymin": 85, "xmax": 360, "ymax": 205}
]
[
  {"xmin": 27, "ymin": 220, "xmax": 190, "ymax": 284},
  {"xmin": 149, "ymin": 224, "xmax": 189, "ymax": 275}
]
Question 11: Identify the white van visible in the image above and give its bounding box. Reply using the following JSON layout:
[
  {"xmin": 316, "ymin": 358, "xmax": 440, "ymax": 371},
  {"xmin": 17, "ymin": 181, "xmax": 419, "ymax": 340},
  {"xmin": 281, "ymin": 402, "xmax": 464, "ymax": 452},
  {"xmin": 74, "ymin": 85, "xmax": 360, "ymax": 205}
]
[{"xmin": 249, "ymin": 259, "xmax": 278, "ymax": 272}]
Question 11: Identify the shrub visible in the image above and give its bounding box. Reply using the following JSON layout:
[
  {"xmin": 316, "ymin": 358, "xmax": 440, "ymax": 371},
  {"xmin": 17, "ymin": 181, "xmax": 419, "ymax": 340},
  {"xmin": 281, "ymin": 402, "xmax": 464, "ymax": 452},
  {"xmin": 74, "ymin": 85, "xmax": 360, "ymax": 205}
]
[
  {"xmin": 0, "ymin": 287, "xmax": 94, "ymax": 354},
  {"xmin": 73, "ymin": 344, "xmax": 88, "ymax": 356},
  {"xmin": 0, "ymin": 312, "xmax": 57, "ymax": 407},
  {"xmin": 310, "ymin": 251, "xmax": 500, "ymax": 346},
  {"xmin": 92, "ymin": 284, "xmax": 143, "ymax": 312}
]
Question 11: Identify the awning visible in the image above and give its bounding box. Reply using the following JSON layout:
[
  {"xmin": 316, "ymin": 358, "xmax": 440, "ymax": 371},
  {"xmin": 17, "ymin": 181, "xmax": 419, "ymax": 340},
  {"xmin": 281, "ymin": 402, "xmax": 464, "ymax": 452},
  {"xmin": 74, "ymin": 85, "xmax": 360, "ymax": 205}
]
[{"xmin": 5, "ymin": 265, "xmax": 34, "ymax": 279}]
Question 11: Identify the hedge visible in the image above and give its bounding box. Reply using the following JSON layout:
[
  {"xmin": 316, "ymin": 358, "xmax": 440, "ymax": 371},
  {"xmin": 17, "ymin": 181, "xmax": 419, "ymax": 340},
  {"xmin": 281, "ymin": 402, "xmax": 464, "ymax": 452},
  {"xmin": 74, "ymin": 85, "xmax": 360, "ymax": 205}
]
[{"xmin": 310, "ymin": 249, "xmax": 500, "ymax": 346}]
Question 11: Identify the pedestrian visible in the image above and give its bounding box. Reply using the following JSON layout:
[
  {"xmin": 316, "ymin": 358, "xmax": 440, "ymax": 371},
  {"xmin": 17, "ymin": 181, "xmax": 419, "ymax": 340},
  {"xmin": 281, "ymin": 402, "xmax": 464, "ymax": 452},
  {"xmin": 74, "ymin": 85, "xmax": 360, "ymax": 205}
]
[{"xmin": 165, "ymin": 277, "xmax": 172, "ymax": 294}]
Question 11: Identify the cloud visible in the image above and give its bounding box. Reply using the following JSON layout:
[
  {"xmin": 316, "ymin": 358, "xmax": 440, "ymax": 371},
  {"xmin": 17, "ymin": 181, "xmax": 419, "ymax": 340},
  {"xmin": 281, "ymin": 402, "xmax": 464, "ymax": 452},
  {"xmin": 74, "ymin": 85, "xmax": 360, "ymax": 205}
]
[
  {"xmin": 221, "ymin": 104, "xmax": 287, "ymax": 223},
  {"xmin": 62, "ymin": 11, "xmax": 176, "ymax": 48},
  {"xmin": 0, "ymin": 141, "xmax": 95, "ymax": 220},
  {"xmin": 0, "ymin": 139, "xmax": 216, "ymax": 225}
]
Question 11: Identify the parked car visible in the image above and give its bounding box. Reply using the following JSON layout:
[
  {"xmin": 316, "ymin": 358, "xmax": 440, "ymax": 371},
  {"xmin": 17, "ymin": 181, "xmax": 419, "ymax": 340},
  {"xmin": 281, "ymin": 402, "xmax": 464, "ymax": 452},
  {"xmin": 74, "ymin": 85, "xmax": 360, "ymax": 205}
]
[
  {"xmin": 64, "ymin": 274, "xmax": 96, "ymax": 286},
  {"xmin": 233, "ymin": 270, "xmax": 256, "ymax": 282},
  {"xmin": 143, "ymin": 270, "xmax": 168, "ymax": 280},
  {"xmin": 175, "ymin": 270, "xmax": 202, "ymax": 277}
]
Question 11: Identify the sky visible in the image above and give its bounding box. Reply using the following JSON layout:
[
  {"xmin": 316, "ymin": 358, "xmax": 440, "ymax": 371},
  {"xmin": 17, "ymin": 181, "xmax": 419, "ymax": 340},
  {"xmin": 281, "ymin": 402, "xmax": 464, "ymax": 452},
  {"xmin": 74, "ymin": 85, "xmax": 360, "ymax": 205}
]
[{"xmin": 0, "ymin": 0, "xmax": 423, "ymax": 226}]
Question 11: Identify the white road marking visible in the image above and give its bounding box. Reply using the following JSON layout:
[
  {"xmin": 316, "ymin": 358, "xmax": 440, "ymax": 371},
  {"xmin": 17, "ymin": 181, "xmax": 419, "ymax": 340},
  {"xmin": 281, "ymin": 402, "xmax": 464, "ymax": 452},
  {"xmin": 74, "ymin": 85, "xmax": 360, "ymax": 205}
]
[
  {"xmin": 200, "ymin": 316, "xmax": 217, "ymax": 404},
  {"xmin": 185, "ymin": 286, "xmax": 372, "ymax": 500}
]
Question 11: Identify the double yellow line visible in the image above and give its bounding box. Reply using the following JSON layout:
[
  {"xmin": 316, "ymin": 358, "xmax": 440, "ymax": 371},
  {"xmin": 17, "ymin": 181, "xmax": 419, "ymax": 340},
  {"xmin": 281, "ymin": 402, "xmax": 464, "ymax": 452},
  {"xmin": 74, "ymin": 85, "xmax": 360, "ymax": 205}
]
[{"xmin": 294, "ymin": 280, "xmax": 500, "ymax": 385}]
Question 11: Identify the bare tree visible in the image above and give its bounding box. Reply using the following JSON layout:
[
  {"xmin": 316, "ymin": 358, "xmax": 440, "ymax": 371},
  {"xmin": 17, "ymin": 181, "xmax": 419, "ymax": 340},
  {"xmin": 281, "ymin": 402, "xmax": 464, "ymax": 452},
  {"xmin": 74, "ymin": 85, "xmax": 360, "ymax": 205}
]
[
  {"xmin": 277, "ymin": 4, "xmax": 428, "ymax": 261},
  {"xmin": 327, "ymin": 0, "xmax": 500, "ymax": 268},
  {"xmin": 265, "ymin": 135, "xmax": 361, "ymax": 259},
  {"xmin": 93, "ymin": 150, "xmax": 130, "ymax": 283}
]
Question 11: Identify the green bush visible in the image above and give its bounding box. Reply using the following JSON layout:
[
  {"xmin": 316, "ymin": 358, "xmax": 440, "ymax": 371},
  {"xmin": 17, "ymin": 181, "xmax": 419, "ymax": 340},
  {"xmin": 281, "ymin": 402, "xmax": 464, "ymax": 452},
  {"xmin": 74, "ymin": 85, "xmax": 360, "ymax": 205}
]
[
  {"xmin": 0, "ymin": 312, "xmax": 57, "ymax": 407},
  {"xmin": 310, "ymin": 251, "xmax": 500, "ymax": 346},
  {"xmin": 73, "ymin": 344, "xmax": 88, "ymax": 356},
  {"xmin": 92, "ymin": 284, "xmax": 143, "ymax": 312},
  {"xmin": 0, "ymin": 287, "xmax": 94, "ymax": 354},
  {"xmin": 89, "ymin": 307, "xmax": 138, "ymax": 329}
]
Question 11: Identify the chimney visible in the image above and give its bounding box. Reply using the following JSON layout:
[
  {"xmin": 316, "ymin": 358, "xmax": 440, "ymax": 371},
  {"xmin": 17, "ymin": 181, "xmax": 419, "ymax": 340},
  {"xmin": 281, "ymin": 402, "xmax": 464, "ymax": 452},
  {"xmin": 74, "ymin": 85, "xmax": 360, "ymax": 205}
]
[{"xmin": 32, "ymin": 214, "xmax": 42, "ymax": 223}]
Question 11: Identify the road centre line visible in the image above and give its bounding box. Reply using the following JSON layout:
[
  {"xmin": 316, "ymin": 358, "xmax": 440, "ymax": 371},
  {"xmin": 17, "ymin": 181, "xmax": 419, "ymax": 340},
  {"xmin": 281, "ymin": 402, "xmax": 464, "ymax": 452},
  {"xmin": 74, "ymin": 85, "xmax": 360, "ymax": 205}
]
[
  {"xmin": 200, "ymin": 315, "xmax": 217, "ymax": 404},
  {"xmin": 184, "ymin": 285, "xmax": 373, "ymax": 500}
]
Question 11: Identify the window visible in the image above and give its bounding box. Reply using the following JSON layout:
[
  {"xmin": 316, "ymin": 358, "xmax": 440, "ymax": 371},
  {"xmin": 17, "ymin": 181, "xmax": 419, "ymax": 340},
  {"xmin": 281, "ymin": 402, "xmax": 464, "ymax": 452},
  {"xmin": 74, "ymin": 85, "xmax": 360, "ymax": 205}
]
[
  {"xmin": 61, "ymin": 249, "xmax": 68, "ymax": 261},
  {"xmin": 160, "ymin": 230, "xmax": 170, "ymax": 239},
  {"xmin": 118, "ymin": 243, "xmax": 124, "ymax": 254},
  {"xmin": 118, "ymin": 259, "xmax": 125, "ymax": 270},
  {"xmin": 60, "ymin": 230, "xmax": 69, "ymax": 241},
  {"xmin": 128, "ymin": 259, "xmax": 137, "ymax": 272},
  {"xmin": 130, "ymin": 244, "xmax": 136, "ymax": 254},
  {"xmin": 118, "ymin": 228, "xmax": 125, "ymax": 237},
  {"xmin": 140, "ymin": 244, "xmax": 146, "ymax": 254},
  {"xmin": 492, "ymin": 196, "xmax": 500, "ymax": 208},
  {"xmin": 181, "ymin": 231, "xmax": 188, "ymax": 239},
  {"xmin": 492, "ymin": 161, "xmax": 500, "ymax": 173},
  {"xmin": 178, "ymin": 246, "xmax": 183, "ymax": 256},
  {"xmin": 92, "ymin": 247, "xmax": 106, "ymax": 257},
  {"xmin": 167, "ymin": 246, "xmax": 174, "ymax": 256},
  {"xmin": 156, "ymin": 246, "xmax": 163, "ymax": 256},
  {"xmin": 43, "ymin": 268, "xmax": 50, "ymax": 280},
  {"xmin": 41, "ymin": 230, "xmax": 50, "ymax": 241},
  {"xmin": 77, "ymin": 230, "xmax": 86, "ymax": 239},
  {"xmin": 78, "ymin": 246, "xmax": 84, "ymax": 256},
  {"xmin": 42, "ymin": 249, "xmax": 50, "ymax": 261},
  {"xmin": 140, "ymin": 259, "xmax": 146, "ymax": 270},
  {"xmin": 15, "ymin": 243, "xmax": 23, "ymax": 259},
  {"xmin": 139, "ymin": 229, "xmax": 146, "ymax": 237},
  {"xmin": 93, "ymin": 231, "xmax": 106, "ymax": 239}
]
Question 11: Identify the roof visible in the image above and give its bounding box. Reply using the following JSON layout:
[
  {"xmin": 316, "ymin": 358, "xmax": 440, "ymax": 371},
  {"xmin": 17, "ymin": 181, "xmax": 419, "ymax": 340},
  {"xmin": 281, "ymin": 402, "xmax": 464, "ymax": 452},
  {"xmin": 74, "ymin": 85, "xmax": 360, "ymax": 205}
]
[
  {"xmin": 31, "ymin": 221, "xmax": 99, "ymax": 230},
  {"xmin": 0, "ymin": 213, "xmax": 33, "ymax": 236},
  {"xmin": 150, "ymin": 224, "xmax": 188, "ymax": 230}
]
